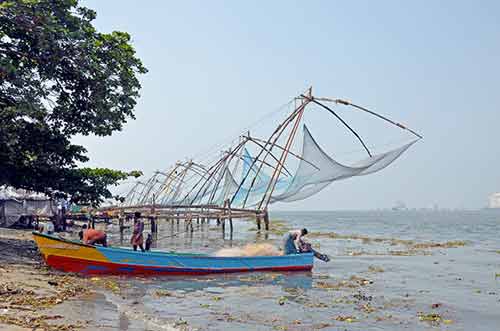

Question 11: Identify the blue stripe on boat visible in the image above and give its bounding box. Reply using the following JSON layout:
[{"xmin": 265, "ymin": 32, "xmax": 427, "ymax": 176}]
[{"xmin": 96, "ymin": 246, "xmax": 313, "ymax": 270}]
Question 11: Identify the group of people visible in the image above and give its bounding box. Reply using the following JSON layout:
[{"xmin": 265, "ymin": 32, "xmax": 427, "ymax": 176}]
[
  {"xmin": 64, "ymin": 212, "xmax": 329, "ymax": 262},
  {"xmin": 78, "ymin": 212, "xmax": 152, "ymax": 251}
]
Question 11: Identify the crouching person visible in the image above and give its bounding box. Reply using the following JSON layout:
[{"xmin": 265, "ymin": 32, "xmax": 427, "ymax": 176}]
[
  {"xmin": 282, "ymin": 228, "xmax": 308, "ymax": 255},
  {"xmin": 79, "ymin": 224, "xmax": 107, "ymax": 247}
]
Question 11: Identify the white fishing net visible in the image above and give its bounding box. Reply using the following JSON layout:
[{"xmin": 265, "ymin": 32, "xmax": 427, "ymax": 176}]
[
  {"xmin": 220, "ymin": 125, "xmax": 417, "ymax": 207},
  {"xmin": 270, "ymin": 125, "xmax": 417, "ymax": 203},
  {"xmin": 132, "ymin": 124, "xmax": 417, "ymax": 208}
]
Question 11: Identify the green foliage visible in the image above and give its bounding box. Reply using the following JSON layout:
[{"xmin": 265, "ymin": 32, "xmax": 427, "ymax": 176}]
[
  {"xmin": 58, "ymin": 168, "xmax": 131, "ymax": 207},
  {"xmin": 0, "ymin": 0, "xmax": 147, "ymax": 205}
]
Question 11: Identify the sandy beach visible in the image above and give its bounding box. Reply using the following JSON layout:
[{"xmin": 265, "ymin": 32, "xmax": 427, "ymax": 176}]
[{"xmin": 0, "ymin": 228, "xmax": 183, "ymax": 331}]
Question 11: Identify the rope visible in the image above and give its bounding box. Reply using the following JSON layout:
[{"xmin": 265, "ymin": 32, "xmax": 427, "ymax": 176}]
[
  {"xmin": 190, "ymin": 99, "xmax": 294, "ymax": 162},
  {"xmin": 310, "ymin": 98, "xmax": 373, "ymax": 157}
]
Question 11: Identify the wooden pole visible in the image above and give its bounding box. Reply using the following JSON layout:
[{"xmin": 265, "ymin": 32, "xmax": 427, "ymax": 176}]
[
  {"xmin": 246, "ymin": 138, "xmax": 292, "ymax": 176},
  {"xmin": 259, "ymin": 91, "xmax": 311, "ymax": 210},
  {"xmin": 227, "ymin": 199, "xmax": 233, "ymax": 234},
  {"xmin": 250, "ymin": 137, "xmax": 320, "ymax": 170},
  {"xmin": 313, "ymin": 97, "xmax": 423, "ymax": 139},
  {"xmin": 221, "ymin": 217, "xmax": 225, "ymax": 237},
  {"xmin": 182, "ymin": 139, "xmax": 247, "ymax": 205},
  {"xmin": 199, "ymin": 141, "xmax": 247, "ymax": 205},
  {"xmin": 263, "ymin": 209, "xmax": 269, "ymax": 231},
  {"xmin": 310, "ymin": 98, "xmax": 372, "ymax": 157},
  {"xmin": 231, "ymin": 99, "xmax": 305, "ymax": 208},
  {"xmin": 237, "ymin": 92, "xmax": 311, "ymax": 208},
  {"xmin": 156, "ymin": 163, "xmax": 183, "ymax": 204}
]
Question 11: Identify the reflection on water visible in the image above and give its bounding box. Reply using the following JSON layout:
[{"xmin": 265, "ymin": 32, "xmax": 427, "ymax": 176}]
[{"xmin": 141, "ymin": 272, "xmax": 313, "ymax": 294}]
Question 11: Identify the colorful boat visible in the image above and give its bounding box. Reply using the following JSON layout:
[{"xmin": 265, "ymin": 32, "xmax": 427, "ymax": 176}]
[{"xmin": 32, "ymin": 232, "xmax": 314, "ymax": 275}]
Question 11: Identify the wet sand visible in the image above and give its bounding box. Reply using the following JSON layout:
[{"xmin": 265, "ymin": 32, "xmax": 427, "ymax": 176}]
[{"xmin": 0, "ymin": 228, "xmax": 180, "ymax": 331}]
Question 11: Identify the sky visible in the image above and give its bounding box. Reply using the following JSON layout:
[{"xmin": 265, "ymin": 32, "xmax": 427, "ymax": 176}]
[{"xmin": 76, "ymin": 0, "xmax": 500, "ymax": 210}]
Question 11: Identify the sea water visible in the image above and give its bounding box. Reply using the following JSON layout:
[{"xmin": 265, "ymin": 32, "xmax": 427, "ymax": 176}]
[{"xmin": 81, "ymin": 210, "xmax": 500, "ymax": 331}]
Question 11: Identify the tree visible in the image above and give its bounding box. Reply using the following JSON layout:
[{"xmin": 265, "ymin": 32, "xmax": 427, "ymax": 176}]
[{"xmin": 0, "ymin": 0, "xmax": 147, "ymax": 206}]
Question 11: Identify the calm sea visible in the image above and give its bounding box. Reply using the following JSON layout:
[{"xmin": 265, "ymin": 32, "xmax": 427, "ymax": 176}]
[{"xmin": 88, "ymin": 210, "xmax": 500, "ymax": 331}]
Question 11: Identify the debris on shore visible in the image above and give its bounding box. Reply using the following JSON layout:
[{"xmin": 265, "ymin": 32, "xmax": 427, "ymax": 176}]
[{"xmin": 0, "ymin": 229, "xmax": 89, "ymax": 330}]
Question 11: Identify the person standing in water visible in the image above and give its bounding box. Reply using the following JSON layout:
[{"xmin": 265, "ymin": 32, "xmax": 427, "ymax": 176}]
[
  {"xmin": 131, "ymin": 212, "xmax": 145, "ymax": 252},
  {"xmin": 283, "ymin": 228, "xmax": 308, "ymax": 255}
]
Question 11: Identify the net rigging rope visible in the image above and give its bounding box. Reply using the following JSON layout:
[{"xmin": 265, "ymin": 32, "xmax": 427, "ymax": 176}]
[{"xmin": 189, "ymin": 99, "xmax": 294, "ymax": 163}]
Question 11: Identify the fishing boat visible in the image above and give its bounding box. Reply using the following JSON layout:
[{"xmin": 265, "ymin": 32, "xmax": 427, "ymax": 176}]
[{"xmin": 32, "ymin": 232, "xmax": 313, "ymax": 275}]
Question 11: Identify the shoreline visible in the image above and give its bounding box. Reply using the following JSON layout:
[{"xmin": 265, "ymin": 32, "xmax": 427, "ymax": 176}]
[
  {"xmin": 0, "ymin": 228, "xmax": 89, "ymax": 330},
  {"xmin": 0, "ymin": 228, "xmax": 183, "ymax": 331}
]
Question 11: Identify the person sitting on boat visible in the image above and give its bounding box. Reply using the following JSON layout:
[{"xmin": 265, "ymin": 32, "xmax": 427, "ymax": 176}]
[
  {"xmin": 131, "ymin": 212, "xmax": 145, "ymax": 252},
  {"xmin": 283, "ymin": 228, "xmax": 308, "ymax": 254},
  {"xmin": 80, "ymin": 224, "xmax": 108, "ymax": 247}
]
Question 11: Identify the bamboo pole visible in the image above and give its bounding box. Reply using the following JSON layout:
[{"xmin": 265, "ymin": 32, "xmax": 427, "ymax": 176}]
[
  {"xmin": 314, "ymin": 97, "xmax": 423, "ymax": 139},
  {"xmin": 208, "ymin": 140, "xmax": 248, "ymax": 205},
  {"xmin": 259, "ymin": 93, "xmax": 309, "ymax": 210},
  {"xmin": 187, "ymin": 139, "xmax": 247, "ymax": 205},
  {"xmin": 310, "ymin": 98, "xmax": 372, "ymax": 157},
  {"xmin": 245, "ymin": 138, "xmax": 292, "ymax": 176},
  {"xmin": 193, "ymin": 152, "xmax": 233, "ymax": 204},
  {"xmin": 249, "ymin": 137, "xmax": 320, "ymax": 170},
  {"xmin": 231, "ymin": 92, "xmax": 310, "ymax": 208},
  {"xmin": 180, "ymin": 157, "xmax": 227, "ymax": 205},
  {"xmin": 165, "ymin": 162, "xmax": 191, "ymax": 204},
  {"xmin": 154, "ymin": 164, "xmax": 182, "ymax": 204}
]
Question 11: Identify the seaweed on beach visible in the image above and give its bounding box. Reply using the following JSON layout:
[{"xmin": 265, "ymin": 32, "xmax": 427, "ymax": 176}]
[
  {"xmin": 153, "ymin": 289, "xmax": 174, "ymax": 297},
  {"xmin": 368, "ymin": 266, "xmax": 385, "ymax": 273},
  {"xmin": 89, "ymin": 277, "xmax": 121, "ymax": 293},
  {"xmin": 248, "ymin": 219, "xmax": 291, "ymax": 235},
  {"xmin": 313, "ymin": 276, "xmax": 373, "ymax": 292},
  {"xmin": 360, "ymin": 303, "xmax": 376, "ymax": 313},
  {"xmin": 417, "ymin": 312, "xmax": 454, "ymax": 326},
  {"xmin": 0, "ymin": 276, "xmax": 87, "ymax": 309},
  {"xmin": 334, "ymin": 315, "xmax": 357, "ymax": 322},
  {"xmin": 0, "ymin": 314, "xmax": 82, "ymax": 331},
  {"xmin": 412, "ymin": 241, "xmax": 466, "ymax": 249},
  {"xmin": 309, "ymin": 231, "xmax": 467, "ymax": 254}
]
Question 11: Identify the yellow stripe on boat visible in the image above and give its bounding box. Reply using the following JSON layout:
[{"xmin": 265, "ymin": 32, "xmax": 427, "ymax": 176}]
[{"xmin": 33, "ymin": 232, "xmax": 108, "ymax": 262}]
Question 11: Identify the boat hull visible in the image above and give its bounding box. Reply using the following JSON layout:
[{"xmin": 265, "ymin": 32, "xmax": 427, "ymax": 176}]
[
  {"xmin": 46, "ymin": 255, "xmax": 312, "ymax": 275},
  {"xmin": 33, "ymin": 232, "xmax": 314, "ymax": 275}
]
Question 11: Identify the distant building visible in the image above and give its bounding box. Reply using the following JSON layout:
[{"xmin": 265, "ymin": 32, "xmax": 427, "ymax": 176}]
[
  {"xmin": 392, "ymin": 200, "xmax": 407, "ymax": 211},
  {"xmin": 488, "ymin": 193, "xmax": 500, "ymax": 208}
]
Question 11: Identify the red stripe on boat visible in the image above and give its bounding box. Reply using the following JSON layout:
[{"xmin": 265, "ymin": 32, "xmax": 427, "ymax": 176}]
[{"xmin": 46, "ymin": 255, "xmax": 313, "ymax": 275}]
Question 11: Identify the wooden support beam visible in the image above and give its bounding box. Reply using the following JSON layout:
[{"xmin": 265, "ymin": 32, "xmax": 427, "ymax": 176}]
[{"xmin": 263, "ymin": 210, "xmax": 269, "ymax": 231}]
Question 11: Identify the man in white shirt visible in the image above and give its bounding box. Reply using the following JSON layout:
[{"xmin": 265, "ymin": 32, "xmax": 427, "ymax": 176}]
[{"xmin": 282, "ymin": 228, "xmax": 308, "ymax": 254}]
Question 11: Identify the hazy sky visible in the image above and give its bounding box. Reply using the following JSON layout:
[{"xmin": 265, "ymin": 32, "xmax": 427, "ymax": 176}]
[{"xmin": 77, "ymin": 1, "xmax": 500, "ymax": 210}]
